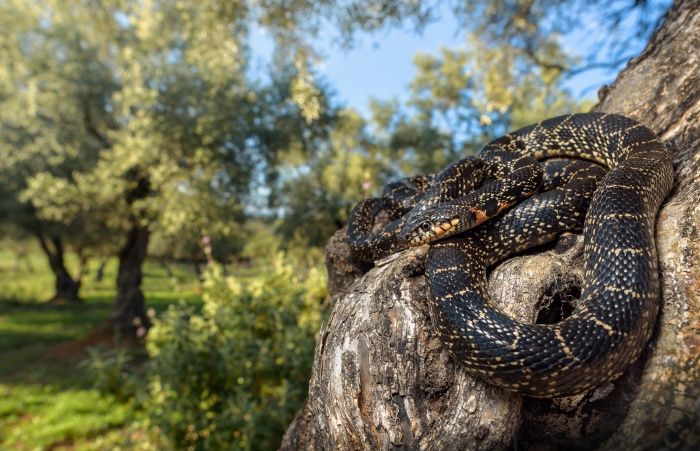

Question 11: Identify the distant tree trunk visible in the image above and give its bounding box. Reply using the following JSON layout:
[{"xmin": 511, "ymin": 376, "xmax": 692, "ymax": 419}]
[
  {"xmin": 159, "ymin": 259, "xmax": 174, "ymax": 279},
  {"xmin": 36, "ymin": 233, "xmax": 81, "ymax": 304},
  {"xmin": 94, "ymin": 259, "xmax": 107, "ymax": 282},
  {"xmin": 75, "ymin": 249, "xmax": 89, "ymax": 285},
  {"xmin": 110, "ymin": 222, "xmax": 151, "ymax": 336},
  {"xmin": 193, "ymin": 260, "xmax": 205, "ymax": 281},
  {"xmin": 281, "ymin": 0, "xmax": 700, "ymax": 449}
]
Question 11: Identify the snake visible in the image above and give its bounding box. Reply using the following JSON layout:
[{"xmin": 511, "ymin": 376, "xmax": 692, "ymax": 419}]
[{"xmin": 347, "ymin": 113, "xmax": 674, "ymax": 397}]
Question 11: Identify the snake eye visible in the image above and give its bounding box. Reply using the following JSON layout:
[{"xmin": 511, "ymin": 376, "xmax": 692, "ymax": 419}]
[{"xmin": 403, "ymin": 216, "xmax": 461, "ymax": 246}]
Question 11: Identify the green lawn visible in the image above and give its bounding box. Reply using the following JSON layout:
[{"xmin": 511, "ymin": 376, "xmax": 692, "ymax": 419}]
[{"xmin": 0, "ymin": 242, "xmax": 203, "ymax": 450}]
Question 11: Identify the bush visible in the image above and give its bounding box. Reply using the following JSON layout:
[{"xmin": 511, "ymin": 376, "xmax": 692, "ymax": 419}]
[
  {"xmin": 84, "ymin": 347, "xmax": 139, "ymax": 403},
  {"xmin": 145, "ymin": 254, "xmax": 325, "ymax": 450}
]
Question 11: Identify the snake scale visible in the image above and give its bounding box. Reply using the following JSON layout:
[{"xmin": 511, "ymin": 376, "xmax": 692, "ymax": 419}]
[{"xmin": 348, "ymin": 112, "xmax": 674, "ymax": 397}]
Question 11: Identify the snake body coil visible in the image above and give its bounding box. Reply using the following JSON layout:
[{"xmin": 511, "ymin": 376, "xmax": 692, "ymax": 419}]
[{"xmin": 348, "ymin": 113, "xmax": 674, "ymax": 397}]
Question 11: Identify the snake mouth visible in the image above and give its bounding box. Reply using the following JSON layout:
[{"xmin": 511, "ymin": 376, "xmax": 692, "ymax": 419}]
[{"xmin": 408, "ymin": 217, "xmax": 460, "ymax": 246}]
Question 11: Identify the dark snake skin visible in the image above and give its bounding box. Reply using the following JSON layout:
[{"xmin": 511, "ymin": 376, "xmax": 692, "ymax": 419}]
[{"xmin": 348, "ymin": 113, "xmax": 674, "ymax": 397}]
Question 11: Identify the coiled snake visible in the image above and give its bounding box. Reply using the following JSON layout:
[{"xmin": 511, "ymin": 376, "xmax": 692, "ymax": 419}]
[{"xmin": 348, "ymin": 113, "xmax": 674, "ymax": 397}]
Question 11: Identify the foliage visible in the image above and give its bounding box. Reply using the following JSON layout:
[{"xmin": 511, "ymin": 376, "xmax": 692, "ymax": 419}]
[
  {"xmin": 239, "ymin": 220, "xmax": 284, "ymax": 262},
  {"xmin": 0, "ymin": 0, "xmax": 337, "ymax": 312},
  {"xmin": 394, "ymin": 43, "xmax": 588, "ymax": 156},
  {"xmin": 0, "ymin": 244, "xmax": 325, "ymax": 451},
  {"xmin": 328, "ymin": 0, "xmax": 672, "ymax": 76},
  {"xmin": 274, "ymin": 109, "xmax": 385, "ymax": 246},
  {"xmin": 145, "ymin": 256, "xmax": 325, "ymax": 450},
  {"xmin": 0, "ymin": 0, "xmax": 337, "ymax": 239},
  {"xmin": 85, "ymin": 347, "xmax": 142, "ymax": 403},
  {"xmin": 275, "ymin": 40, "xmax": 591, "ymax": 246}
]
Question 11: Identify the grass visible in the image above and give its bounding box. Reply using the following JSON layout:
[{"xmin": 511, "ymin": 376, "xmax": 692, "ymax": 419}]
[
  {"xmin": 0, "ymin": 386, "xmax": 131, "ymax": 449},
  {"xmin": 0, "ymin": 240, "xmax": 203, "ymax": 450}
]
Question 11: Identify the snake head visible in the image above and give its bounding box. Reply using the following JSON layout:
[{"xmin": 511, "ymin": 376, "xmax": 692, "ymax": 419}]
[{"xmin": 399, "ymin": 207, "xmax": 463, "ymax": 246}]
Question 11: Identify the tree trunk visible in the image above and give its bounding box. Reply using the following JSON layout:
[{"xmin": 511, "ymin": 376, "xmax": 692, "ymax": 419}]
[
  {"xmin": 110, "ymin": 223, "xmax": 151, "ymax": 337},
  {"xmin": 75, "ymin": 249, "xmax": 89, "ymax": 285},
  {"xmin": 281, "ymin": 0, "xmax": 700, "ymax": 449},
  {"xmin": 159, "ymin": 259, "xmax": 174, "ymax": 279},
  {"xmin": 94, "ymin": 259, "xmax": 107, "ymax": 282},
  {"xmin": 36, "ymin": 234, "xmax": 81, "ymax": 304}
]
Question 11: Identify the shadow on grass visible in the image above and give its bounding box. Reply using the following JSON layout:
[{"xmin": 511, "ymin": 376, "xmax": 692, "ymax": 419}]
[
  {"xmin": 0, "ymin": 300, "xmax": 112, "ymax": 355},
  {"xmin": 0, "ymin": 307, "xmax": 148, "ymax": 450},
  {"xmin": 0, "ymin": 292, "xmax": 202, "ymax": 385}
]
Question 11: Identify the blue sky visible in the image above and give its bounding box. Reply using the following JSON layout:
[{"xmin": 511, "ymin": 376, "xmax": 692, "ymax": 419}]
[{"xmin": 250, "ymin": 9, "xmax": 625, "ymax": 116}]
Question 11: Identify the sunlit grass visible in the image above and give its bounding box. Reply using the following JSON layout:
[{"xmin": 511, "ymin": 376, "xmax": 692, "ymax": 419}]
[
  {"xmin": 0, "ymin": 246, "xmax": 56, "ymax": 303},
  {"xmin": 0, "ymin": 385, "xmax": 131, "ymax": 450}
]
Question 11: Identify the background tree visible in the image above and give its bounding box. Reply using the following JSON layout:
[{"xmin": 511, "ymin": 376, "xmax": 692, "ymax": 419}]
[
  {"xmin": 0, "ymin": 0, "xmax": 335, "ymax": 333},
  {"xmin": 328, "ymin": 0, "xmax": 672, "ymax": 75},
  {"xmin": 0, "ymin": 1, "xmax": 116, "ymax": 303}
]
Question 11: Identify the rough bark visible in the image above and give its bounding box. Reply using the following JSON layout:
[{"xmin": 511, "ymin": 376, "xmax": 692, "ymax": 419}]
[
  {"xmin": 281, "ymin": 0, "xmax": 700, "ymax": 449},
  {"xmin": 110, "ymin": 223, "xmax": 151, "ymax": 336},
  {"xmin": 36, "ymin": 234, "xmax": 81, "ymax": 304}
]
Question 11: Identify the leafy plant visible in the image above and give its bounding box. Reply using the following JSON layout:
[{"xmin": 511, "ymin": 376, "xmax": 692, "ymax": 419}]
[
  {"xmin": 145, "ymin": 255, "xmax": 325, "ymax": 450},
  {"xmin": 84, "ymin": 346, "xmax": 149, "ymax": 403}
]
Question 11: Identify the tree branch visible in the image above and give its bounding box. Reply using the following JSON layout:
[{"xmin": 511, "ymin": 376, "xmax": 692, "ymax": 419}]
[{"xmin": 82, "ymin": 101, "xmax": 112, "ymax": 149}]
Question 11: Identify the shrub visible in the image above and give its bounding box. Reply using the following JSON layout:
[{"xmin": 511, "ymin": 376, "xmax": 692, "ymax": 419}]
[
  {"xmin": 145, "ymin": 254, "xmax": 325, "ymax": 450},
  {"xmin": 84, "ymin": 347, "xmax": 139, "ymax": 403}
]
